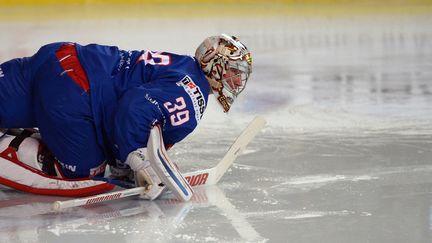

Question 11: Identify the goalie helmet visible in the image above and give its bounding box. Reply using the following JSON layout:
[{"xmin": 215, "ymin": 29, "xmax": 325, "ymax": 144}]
[{"xmin": 195, "ymin": 34, "xmax": 252, "ymax": 112}]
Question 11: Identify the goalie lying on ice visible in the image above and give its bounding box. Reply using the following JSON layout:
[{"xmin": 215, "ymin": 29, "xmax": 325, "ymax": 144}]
[{"xmin": 0, "ymin": 34, "xmax": 252, "ymax": 200}]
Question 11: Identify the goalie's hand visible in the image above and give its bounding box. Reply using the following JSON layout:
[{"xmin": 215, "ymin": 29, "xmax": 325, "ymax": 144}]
[
  {"xmin": 109, "ymin": 166, "xmax": 134, "ymax": 183},
  {"xmin": 125, "ymin": 148, "xmax": 166, "ymax": 200}
]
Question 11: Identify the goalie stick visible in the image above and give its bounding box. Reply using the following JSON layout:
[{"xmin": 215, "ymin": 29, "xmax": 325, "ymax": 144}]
[{"xmin": 52, "ymin": 116, "xmax": 266, "ymax": 211}]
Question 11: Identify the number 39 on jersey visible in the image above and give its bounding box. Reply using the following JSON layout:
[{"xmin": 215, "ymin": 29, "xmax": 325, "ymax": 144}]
[{"xmin": 164, "ymin": 97, "xmax": 190, "ymax": 126}]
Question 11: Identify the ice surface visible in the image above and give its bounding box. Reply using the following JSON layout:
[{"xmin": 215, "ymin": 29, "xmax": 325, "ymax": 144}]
[{"xmin": 0, "ymin": 7, "xmax": 432, "ymax": 243}]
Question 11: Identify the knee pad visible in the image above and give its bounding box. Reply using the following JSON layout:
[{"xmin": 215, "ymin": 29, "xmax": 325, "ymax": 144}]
[
  {"xmin": 0, "ymin": 130, "xmax": 62, "ymax": 177},
  {"xmin": 0, "ymin": 129, "xmax": 114, "ymax": 197}
]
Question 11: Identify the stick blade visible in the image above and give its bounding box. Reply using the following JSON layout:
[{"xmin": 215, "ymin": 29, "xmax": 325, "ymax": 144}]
[
  {"xmin": 213, "ymin": 116, "xmax": 266, "ymax": 183},
  {"xmin": 183, "ymin": 116, "xmax": 266, "ymax": 187}
]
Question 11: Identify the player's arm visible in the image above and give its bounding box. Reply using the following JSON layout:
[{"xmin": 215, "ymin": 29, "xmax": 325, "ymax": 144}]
[{"xmin": 113, "ymin": 88, "xmax": 192, "ymax": 201}]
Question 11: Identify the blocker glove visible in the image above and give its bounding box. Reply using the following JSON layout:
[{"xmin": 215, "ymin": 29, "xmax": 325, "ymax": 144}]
[{"xmin": 125, "ymin": 148, "xmax": 166, "ymax": 200}]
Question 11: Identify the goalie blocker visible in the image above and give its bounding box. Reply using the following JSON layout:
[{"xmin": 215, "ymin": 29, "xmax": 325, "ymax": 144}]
[
  {"xmin": 126, "ymin": 124, "xmax": 193, "ymax": 202},
  {"xmin": 147, "ymin": 125, "xmax": 193, "ymax": 201}
]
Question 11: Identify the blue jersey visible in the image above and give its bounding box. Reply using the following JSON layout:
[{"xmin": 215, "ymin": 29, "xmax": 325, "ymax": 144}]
[
  {"xmin": 75, "ymin": 44, "xmax": 210, "ymax": 163},
  {"xmin": 0, "ymin": 42, "xmax": 209, "ymax": 177}
]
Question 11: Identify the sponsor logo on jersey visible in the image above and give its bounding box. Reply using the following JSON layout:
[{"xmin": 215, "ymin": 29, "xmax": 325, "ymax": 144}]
[
  {"xmin": 58, "ymin": 161, "xmax": 76, "ymax": 172},
  {"xmin": 117, "ymin": 50, "xmax": 132, "ymax": 71},
  {"xmin": 144, "ymin": 93, "xmax": 167, "ymax": 129},
  {"xmin": 177, "ymin": 76, "xmax": 206, "ymax": 122},
  {"xmin": 0, "ymin": 67, "xmax": 4, "ymax": 78}
]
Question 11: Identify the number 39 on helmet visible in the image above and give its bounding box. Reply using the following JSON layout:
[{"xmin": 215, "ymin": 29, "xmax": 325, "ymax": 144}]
[{"xmin": 195, "ymin": 34, "xmax": 252, "ymax": 113}]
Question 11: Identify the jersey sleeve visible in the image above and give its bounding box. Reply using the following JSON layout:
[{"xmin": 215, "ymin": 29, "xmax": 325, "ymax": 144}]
[{"xmin": 113, "ymin": 87, "xmax": 163, "ymax": 162}]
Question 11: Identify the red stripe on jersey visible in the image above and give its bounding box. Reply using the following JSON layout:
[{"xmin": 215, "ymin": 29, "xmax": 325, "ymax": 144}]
[{"xmin": 55, "ymin": 43, "xmax": 90, "ymax": 92}]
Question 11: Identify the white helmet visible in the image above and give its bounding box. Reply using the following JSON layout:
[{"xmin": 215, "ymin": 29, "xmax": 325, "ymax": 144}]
[{"xmin": 195, "ymin": 34, "xmax": 252, "ymax": 112}]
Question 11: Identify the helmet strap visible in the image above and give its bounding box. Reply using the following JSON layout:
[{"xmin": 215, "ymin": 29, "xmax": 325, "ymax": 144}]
[
  {"xmin": 206, "ymin": 77, "xmax": 230, "ymax": 113},
  {"xmin": 206, "ymin": 76, "xmax": 222, "ymax": 90},
  {"xmin": 217, "ymin": 92, "xmax": 231, "ymax": 113}
]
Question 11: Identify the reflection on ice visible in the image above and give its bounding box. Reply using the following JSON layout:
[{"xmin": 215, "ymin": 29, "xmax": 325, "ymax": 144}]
[{"xmin": 0, "ymin": 186, "xmax": 267, "ymax": 243}]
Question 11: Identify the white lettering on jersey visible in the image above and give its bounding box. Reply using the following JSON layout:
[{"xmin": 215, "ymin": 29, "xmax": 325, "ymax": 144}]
[
  {"xmin": 144, "ymin": 93, "xmax": 167, "ymax": 129},
  {"xmin": 58, "ymin": 161, "xmax": 76, "ymax": 172},
  {"xmin": 117, "ymin": 50, "xmax": 132, "ymax": 71},
  {"xmin": 0, "ymin": 67, "xmax": 4, "ymax": 78},
  {"xmin": 176, "ymin": 76, "xmax": 206, "ymax": 123}
]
